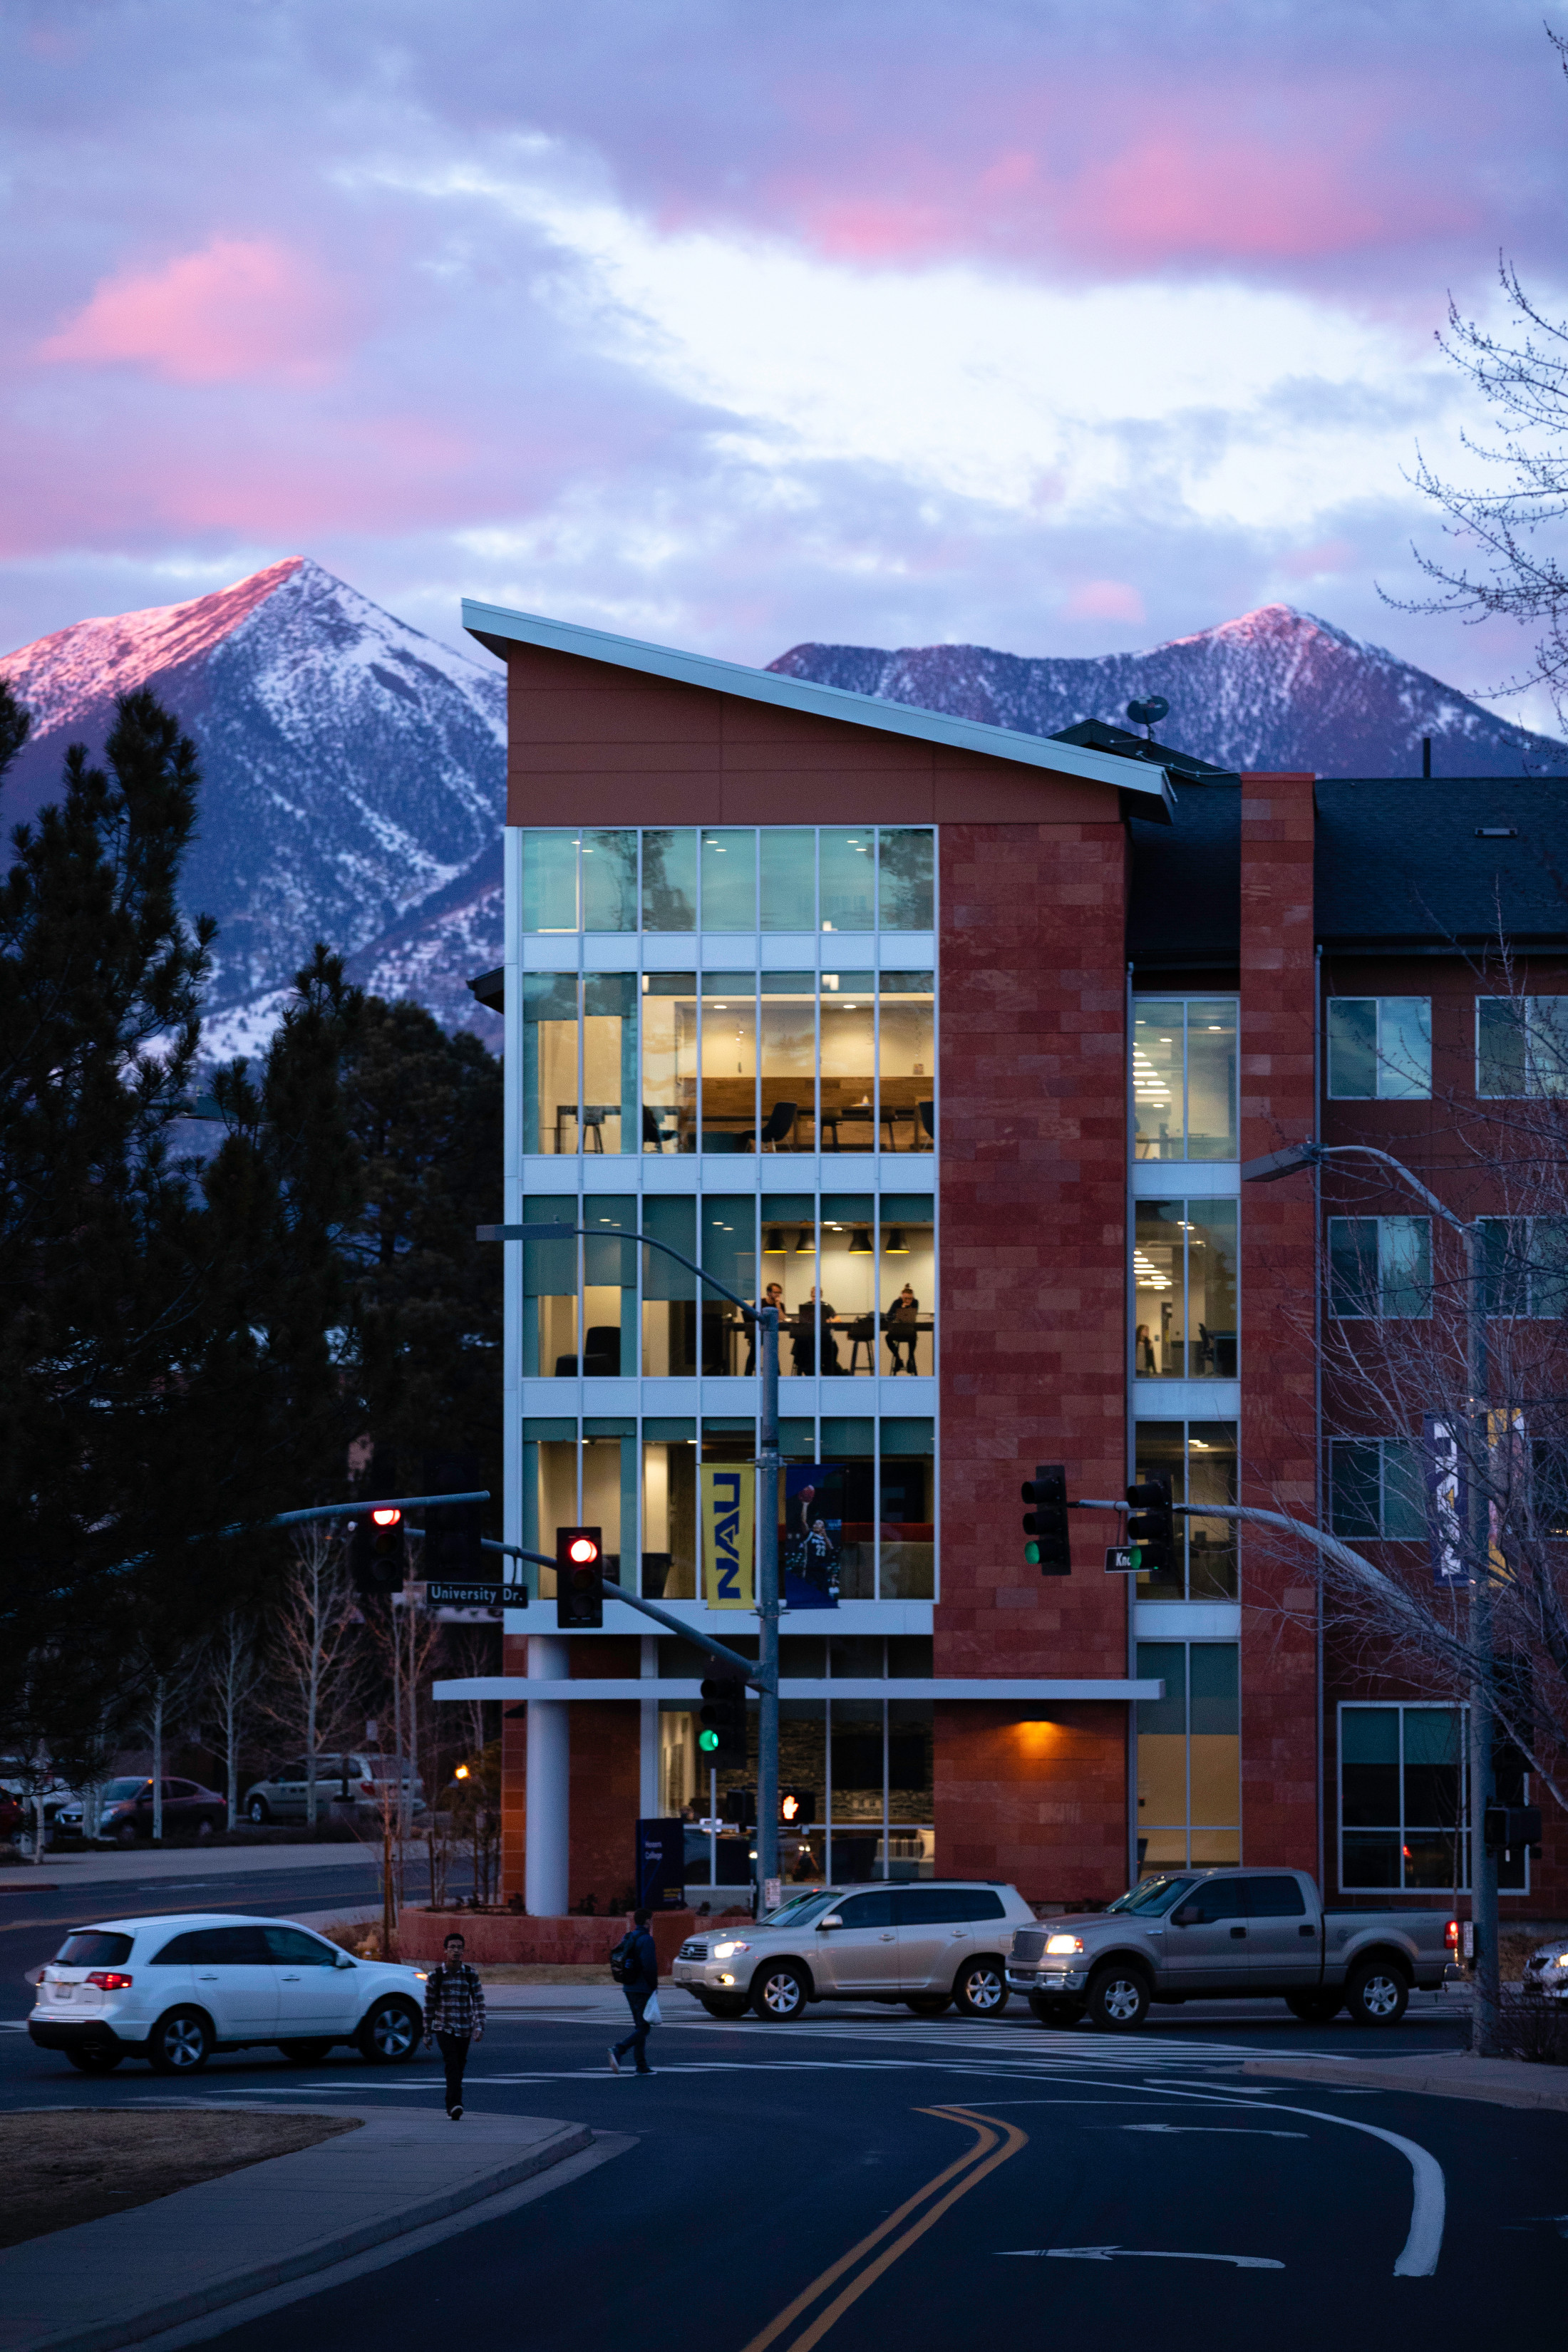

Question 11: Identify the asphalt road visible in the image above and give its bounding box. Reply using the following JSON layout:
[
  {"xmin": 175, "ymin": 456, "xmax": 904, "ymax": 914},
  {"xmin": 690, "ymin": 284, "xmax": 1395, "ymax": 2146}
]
[{"xmin": 4, "ymin": 1986, "xmax": 1561, "ymax": 2349}]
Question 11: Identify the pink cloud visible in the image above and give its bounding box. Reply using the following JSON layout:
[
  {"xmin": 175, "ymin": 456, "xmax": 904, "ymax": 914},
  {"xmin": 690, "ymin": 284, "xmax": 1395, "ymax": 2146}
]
[
  {"xmin": 38, "ymin": 237, "xmax": 351, "ymax": 386},
  {"xmin": 1063, "ymin": 580, "xmax": 1145, "ymax": 624},
  {"xmin": 1279, "ymin": 539, "xmax": 1358, "ymax": 580}
]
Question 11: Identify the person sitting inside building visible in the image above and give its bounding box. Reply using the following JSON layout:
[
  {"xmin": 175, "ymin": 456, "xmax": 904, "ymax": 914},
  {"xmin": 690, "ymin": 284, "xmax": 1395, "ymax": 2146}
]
[
  {"xmin": 790, "ymin": 1289, "xmax": 841, "ymax": 1375},
  {"xmin": 884, "ymin": 1284, "xmax": 919, "ymax": 1373}
]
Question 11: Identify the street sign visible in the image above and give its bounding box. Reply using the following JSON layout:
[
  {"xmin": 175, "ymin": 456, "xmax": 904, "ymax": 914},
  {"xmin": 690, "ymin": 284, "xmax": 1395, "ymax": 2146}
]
[
  {"xmin": 1105, "ymin": 1545, "xmax": 1135, "ymax": 1572},
  {"xmin": 426, "ymin": 1581, "xmax": 503, "ymax": 1609},
  {"xmin": 763, "ymin": 1877, "xmax": 783, "ymax": 1911},
  {"xmin": 635, "ymin": 1817, "xmax": 686, "ymax": 1910}
]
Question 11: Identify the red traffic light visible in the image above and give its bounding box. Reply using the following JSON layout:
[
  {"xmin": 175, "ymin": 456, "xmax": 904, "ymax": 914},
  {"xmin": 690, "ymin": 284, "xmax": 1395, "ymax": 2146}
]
[
  {"xmin": 371, "ymin": 1506, "xmax": 403, "ymax": 1529},
  {"xmin": 567, "ymin": 1535, "xmax": 600, "ymax": 1566}
]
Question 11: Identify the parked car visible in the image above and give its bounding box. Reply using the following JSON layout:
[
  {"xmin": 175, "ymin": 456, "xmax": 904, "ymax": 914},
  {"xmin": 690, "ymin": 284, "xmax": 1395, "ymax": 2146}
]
[
  {"xmin": 673, "ymin": 1881, "xmax": 1038, "ymax": 2020},
  {"xmin": 0, "ymin": 1771, "xmax": 76, "ymax": 1845},
  {"xmin": 242, "ymin": 1754, "xmax": 425, "ymax": 1826},
  {"xmin": 73, "ymin": 1777, "xmax": 227, "ymax": 1845},
  {"xmin": 28, "ymin": 1910, "xmax": 430, "ymax": 2075},
  {"xmin": 1525, "ymin": 1935, "xmax": 1568, "ymax": 1997},
  {"xmin": 1005, "ymin": 1867, "xmax": 1454, "ymax": 2031}
]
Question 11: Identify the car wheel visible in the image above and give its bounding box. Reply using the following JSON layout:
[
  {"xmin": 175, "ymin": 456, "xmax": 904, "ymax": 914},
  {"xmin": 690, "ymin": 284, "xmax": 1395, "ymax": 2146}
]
[
  {"xmin": 904, "ymin": 1993, "xmax": 951, "ymax": 2016},
  {"xmin": 1346, "ymin": 1961, "xmax": 1408, "ymax": 2027},
  {"xmin": 751, "ymin": 1962, "xmax": 810, "ymax": 2021},
  {"xmin": 953, "ymin": 1959, "xmax": 1009, "ymax": 2018},
  {"xmin": 147, "ymin": 2008, "xmax": 214, "ymax": 2075},
  {"xmin": 1285, "ymin": 1991, "xmax": 1343, "ymax": 2025},
  {"xmin": 1085, "ymin": 1963, "xmax": 1151, "ymax": 2033},
  {"xmin": 114, "ymin": 1821, "xmax": 140, "ymax": 1847},
  {"xmin": 697, "ymin": 1996, "xmax": 748, "ymax": 2019},
  {"xmin": 1028, "ymin": 1993, "xmax": 1085, "ymax": 2027},
  {"xmin": 357, "ymin": 1998, "xmax": 421, "ymax": 2063},
  {"xmin": 247, "ymin": 1797, "xmax": 271, "ymax": 1825},
  {"xmin": 279, "ymin": 2038, "xmax": 336, "ymax": 2063},
  {"xmin": 66, "ymin": 2045, "xmax": 124, "ymax": 2072}
]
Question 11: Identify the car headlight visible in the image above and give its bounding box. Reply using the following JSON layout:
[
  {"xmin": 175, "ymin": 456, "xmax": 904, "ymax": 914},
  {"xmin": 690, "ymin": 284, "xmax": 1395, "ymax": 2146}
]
[
  {"xmin": 711, "ymin": 1940, "xmax": 751, "ymax": 1960},
  {"xmin": 1045, "ymin": 1934, "xmax": 1084, "ymax": 1956},
  {"xmin": 1552, "ymin": 1954, "xmax": 1568, "ymax": 1970}
]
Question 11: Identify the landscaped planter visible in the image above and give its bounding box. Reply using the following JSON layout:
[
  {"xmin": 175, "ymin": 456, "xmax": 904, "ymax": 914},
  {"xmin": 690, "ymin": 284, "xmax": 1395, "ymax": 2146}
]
[{"xmin": 400, "ymin": 1907, "xmax": 750, "ymax": 1970}]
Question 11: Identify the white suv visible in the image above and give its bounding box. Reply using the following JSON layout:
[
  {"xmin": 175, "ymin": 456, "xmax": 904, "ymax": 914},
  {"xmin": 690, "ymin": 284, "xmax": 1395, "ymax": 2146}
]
[
  {"xmin": 28, "ymin": 1912, "xmax": 429, "ymax": 2076},
  {"xmin": 673, "ymin": 1882, "xmax": 1037, "ymax": 2021}
]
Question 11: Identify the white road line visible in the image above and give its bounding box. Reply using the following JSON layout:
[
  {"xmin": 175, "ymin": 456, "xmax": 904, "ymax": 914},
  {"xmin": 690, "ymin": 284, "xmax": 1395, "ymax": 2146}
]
[{"xmin": 1003, "ymin": 2247, "xmax": 1284, "ymax": 2269}]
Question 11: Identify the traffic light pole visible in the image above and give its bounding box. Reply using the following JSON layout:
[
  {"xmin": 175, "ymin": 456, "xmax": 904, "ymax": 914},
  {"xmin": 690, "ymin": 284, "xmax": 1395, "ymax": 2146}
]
[{"xmin": 479, "ymin": 1222, "xmax": 782, "ymax": 1902}]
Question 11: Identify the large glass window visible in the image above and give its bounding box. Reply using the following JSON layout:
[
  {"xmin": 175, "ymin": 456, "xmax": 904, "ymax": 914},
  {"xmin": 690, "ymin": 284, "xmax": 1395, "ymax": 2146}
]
[
  {"xmin": 520, "ymin": 831, "xmax": 580, "ymax": 934},
  {"xmin": 759, "ymin": 974, "xmax": 815, "ymax": 1152},
  {"xmin": 1477, "ymin": 996, "xmax": 1568, "ymax": 1097},
  {"xmin": 1327, "ymin": 998, "xmax": 1431, "ymax": 1099},
  {"xmin": 641, "ymin": 1197, "xmax": 698, "ymax": 1377},
  {"xmin": 1329, "ymin": 1217, "xmax": 1431, "ymax": 1318},
  {"xmin": 760, "ymin": 832, "xmax": 816, "ymax": 932},
  {"xmin": 1133, "ymin": 999, "xmax": 1238, "ymax": 1161},
  {"xmin": 523, "ymin": 974, "xmax": 636, "ymax": 1154},
  {"xmin": 700, "ymin": 973, "xmax": 758, "ymax": 1154},
  {"xmin": 880, "ymin": 1197, "xmax": 934, "ymax": 1376},
  {"xmin": 522, "ymin": 1201, "xmax": 577, "ymax": 1377},
  {"xmin": 700, "ymin": 830, "xmax": 757, "ymax": 931},
  {"xmin": 520, "ymin": 830, "xmax": 638, "ymax": 932},
  {"xmin": 641, "ymin": 974, "xmax": 697, "ymax": 1152},
  {"xmin": 1133, "ymin": 1199, "xmax": 1238, "ymax": 1378},
  {"xmin": 819, "ymin": 830, "xmax": 877, "ymax": 932},
  {"xmin": 818, "ymin": 971, "xmax": 876, "ymax": 1152},
  {"xmin": 879, "ymin": 1418, "xmax": 934, "ymax": 1599},
  {"xmin": 817, "ymin": 1197, "xmax": 877, "ymax": 1379},
  {"xmin": 641, "ymin": 1421, "xmax": 697, "ymax": 1599},
  {"xmin": 878, "ymin": 972, "xmax": 934, "ymax": 1152},
  {"xmin": 1480, "ymin": 1217, "xmax": 1568, "ymax": 1318},
  {"xmin": 1340, "ymin": 1702, "xmax": 1528, "ymax": 1893},
  {"xmin": 878, "ymin": 830, "xmax": 934, "ymax": 931},
  {"xmin": 1133, "ymin": 1423, "xmax": 1237, "ymax": 1601},
  {"xmin": 1329, "ymin": 1439, "xmax": 1425, "ymax": 1539},
  {"xmin": 1136, "ymin": 1642, "xmax": 1240, "ymax": 1873},
  {"xmin": 641, "ymin": 830, "xmax": 696, "ymax": 932}
]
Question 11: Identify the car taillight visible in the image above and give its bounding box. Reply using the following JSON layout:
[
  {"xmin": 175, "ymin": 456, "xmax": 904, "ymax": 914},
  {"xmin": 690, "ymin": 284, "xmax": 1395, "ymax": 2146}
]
[
  {"xmin": 361, "ymin": 1780, "xmax": 375, "ymax": 1795},
  {"xmin": 86, "ymin": 1971, "xmax": 133, "ymax": 1989},
  {"xmin": 1445, "ymin": 1919, "xmax": 1459, "ymax": 1950}
]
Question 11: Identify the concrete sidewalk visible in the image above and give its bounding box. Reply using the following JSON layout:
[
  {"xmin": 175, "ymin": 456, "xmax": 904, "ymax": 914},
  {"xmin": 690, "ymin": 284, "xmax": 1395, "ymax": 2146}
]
[
  {"xmin": 0, "ymin": 1844, "xmax": 396, "ymax": 1892},
  {"xmin": 1243, "ymin": 2050, "xmax": 1568, "ymax": 2111},
  {"xmin": 0, "ymin": 2103, "xmax": 600, "ymax": 2352}
]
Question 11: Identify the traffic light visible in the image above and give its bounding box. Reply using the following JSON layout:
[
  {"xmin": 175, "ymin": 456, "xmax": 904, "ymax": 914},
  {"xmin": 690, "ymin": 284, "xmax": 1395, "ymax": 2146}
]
[
  {"xmin": 556, "ymin": 1527, "xmax": 604, "ymax": 1629},
  {"xmin": 1484, "ymin": 1803, "xmax": 1543, "ymax": 1855},
  {"xmin": 422, "ymin": 1450, "xmax": 483, "ymax": 1579},
  {"xmin": 698, "ymin": 1673, "xmax": 748, "ymax": 1767},
  {"xmin": 351, "ymin": 1505, "xmax": 406, "ymax": 1597},
  {"xmin": 1021, "ymin": 1464, "xmax": 1071, "ymax": 1575},
  {"xmin": 1125, "ymin": 1477, "xmax": 1175, "ymax": 1576},
  {"xmin": 778, "ymin": 1788, "xmax": 817, "ymax": 1827}
]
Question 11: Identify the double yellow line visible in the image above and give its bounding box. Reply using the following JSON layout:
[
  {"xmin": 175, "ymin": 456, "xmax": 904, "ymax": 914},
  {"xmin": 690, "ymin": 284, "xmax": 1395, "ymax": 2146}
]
[{"xmin": 739, "ymin": 2106, "xmax": 1029, "ymax": 2352}]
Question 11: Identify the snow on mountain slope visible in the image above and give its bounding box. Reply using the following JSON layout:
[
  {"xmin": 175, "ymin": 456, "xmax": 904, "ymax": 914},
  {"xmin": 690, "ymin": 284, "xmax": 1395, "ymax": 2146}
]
[
  {"xmin": 768, "ymin": 604, "xmax": 1568, "ymax": 778},
  {"xmin": 0, "ymin": 557, "xmax": 506, "ymax": 1018}
]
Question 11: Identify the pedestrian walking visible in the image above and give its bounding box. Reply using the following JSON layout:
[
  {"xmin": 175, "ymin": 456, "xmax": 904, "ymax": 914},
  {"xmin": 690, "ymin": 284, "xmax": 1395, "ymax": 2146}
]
[
  {"xmin": 608, "ymin": 1907, "xmax": 659, "ymax": 2076},
  {"xmin": 423, "ymin": 1929, "xmax": 485, "ymax": 2118}
]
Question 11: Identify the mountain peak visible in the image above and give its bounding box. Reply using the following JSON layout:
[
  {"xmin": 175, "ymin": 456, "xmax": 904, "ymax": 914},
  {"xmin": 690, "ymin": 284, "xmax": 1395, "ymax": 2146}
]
[{"xmin": 1, "ymin": 557, "xmax": 310, "ymax": 738}]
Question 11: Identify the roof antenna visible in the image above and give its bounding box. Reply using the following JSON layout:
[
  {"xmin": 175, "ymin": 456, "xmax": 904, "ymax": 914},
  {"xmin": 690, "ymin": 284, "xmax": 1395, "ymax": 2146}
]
[
  {"xmin": 1126, "ymin": 696, "xmax": 1169, "ymax": 743},
  {"xmin": 1422, "ymin": 735, "xmax": 1432, "ymax": 778}
]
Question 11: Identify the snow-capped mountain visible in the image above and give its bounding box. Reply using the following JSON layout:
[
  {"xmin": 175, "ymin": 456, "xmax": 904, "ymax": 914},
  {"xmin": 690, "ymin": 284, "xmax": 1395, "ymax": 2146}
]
[
  {"xmin": 768, "ymin": 605, "xmax": 1568, "ymax": 778},
  {"xmin": 0, "ymin": 557, "xmax": 505, "ymax": 1036}
]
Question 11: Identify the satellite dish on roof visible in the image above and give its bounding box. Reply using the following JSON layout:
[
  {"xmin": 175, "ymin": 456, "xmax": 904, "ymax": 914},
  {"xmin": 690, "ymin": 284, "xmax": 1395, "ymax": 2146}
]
[{"xmin": 1126, "ymin": 696, "xmax": 1169, "ymax": 735}]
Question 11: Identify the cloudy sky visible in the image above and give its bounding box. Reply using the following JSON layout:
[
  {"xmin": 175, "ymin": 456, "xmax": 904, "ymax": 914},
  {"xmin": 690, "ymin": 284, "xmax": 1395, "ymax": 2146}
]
[{"xmin": 4, "ymin": 0, "xmax": 1567, "ymax": 716}]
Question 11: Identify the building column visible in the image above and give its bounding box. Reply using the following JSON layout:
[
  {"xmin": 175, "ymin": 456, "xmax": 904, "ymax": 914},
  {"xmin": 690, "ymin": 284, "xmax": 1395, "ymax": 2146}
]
[
  {"xmin": 1239, "ymin": 770, "xmax": 1320, "ymax": 1872},
  {"xmin": 639, "ymin": 1635, "xmax": 659, "ymax": 1819},
  {"xmin": 524, "ymin": 1634, "xmax": 570, "ymax": 1916}
]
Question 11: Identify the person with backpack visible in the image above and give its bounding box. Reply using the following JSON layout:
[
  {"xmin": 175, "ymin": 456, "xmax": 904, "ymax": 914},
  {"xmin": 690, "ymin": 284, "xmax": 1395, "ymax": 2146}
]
[
  {"xmin": 422, "ymin": 1930, "xmax": 486, "ymax": 2118},
  {"xmin": 608, "ymin": 1907, "xmax": 659, "ymax": 2076}
]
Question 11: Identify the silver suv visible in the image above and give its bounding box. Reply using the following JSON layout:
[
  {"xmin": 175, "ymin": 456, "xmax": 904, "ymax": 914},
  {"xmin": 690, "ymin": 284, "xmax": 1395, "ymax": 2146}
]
[
  {"xmin": 242, "ymin": 1755, "xmax": 425, "ymax": 1826},
  {"xmin": 672, "ymin": 1881, "xmax": 1037, "ymax": 2021}
]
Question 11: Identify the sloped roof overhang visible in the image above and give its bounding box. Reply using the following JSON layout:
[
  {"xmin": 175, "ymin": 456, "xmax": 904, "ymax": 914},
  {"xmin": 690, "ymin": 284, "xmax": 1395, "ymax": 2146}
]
[{"xmin": 463, "ymin": 599, "xmax": 1175, "ymax": 825}]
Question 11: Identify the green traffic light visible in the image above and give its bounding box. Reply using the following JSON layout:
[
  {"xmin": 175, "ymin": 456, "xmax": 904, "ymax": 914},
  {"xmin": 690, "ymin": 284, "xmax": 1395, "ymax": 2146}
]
[
  {"xmin": 1023, "ymin": 1541, "xmax": 1041, "ymax": 1565},
  {"xmin": 698, "ymin": 1728, "xmax": 720, "ymax": 1753},
  {"xmin": 1128, "ymin": 1545, "xmax": 1143, "ymax": 1569}
]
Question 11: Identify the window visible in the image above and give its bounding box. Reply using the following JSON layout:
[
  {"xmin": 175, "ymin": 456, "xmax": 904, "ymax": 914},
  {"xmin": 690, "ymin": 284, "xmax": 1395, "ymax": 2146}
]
[
  {"xmin": 1133, "ymin": 1000, "xmax": 1238, "ymax": 1161},
  {"xmin": 262, "ymin": 1927, "xmax": 336, "ymax": 1966},
  {"xmin": 1326, "ymin": 999, "xmax": 1432, "ymax": 1099},
  {"xmin": 1133, "ymin": 1423, "xmax": 1237, "ymax": 1600},
  {"xmin": 1481, "ymin": 1218, "xmax": 1568, "ymax": 1318},
  {"xmin": 522, "ymin": 974, "xmax": 637, "ymax": 1155},
  {"xmin": 1328, "ymin": 1217, "xmax": 1431, "ymax": 1318},
  {"xmin": 1329, "ymin": 1438, "xmax": 1426, "ymax": 1539},
  {"xmin": 1135, "ymin": 1643, "xmax": 1240, "ymax": 1873},
  {"xmin": 1341, "ymin": 1705, "xmax": 1465, "ymax": 1891},
  {"xmin": 1478, "ymin": 996, "xmax": 1568, "ymax": 1097},
  {"xmin": 56, "ymin": 1931, "xmax": 134, "ymax": 1967},
  {"xmin": 522, "ymin": 826, "xmax": 934, "ymax": 935},
  {"xmin": 1134, "ymin": 1200, "xmax": 1238, "ymax": 1378}
]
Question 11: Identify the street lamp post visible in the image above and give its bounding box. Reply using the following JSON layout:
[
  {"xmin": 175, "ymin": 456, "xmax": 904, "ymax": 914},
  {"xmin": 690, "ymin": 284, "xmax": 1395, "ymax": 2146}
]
[
  {"xmin": 1243, "ymin": 1140, "xmax": 1500, "ymax": 2053},
  {"xmin": 478, "ymin": 1222, "xmax": 784, "ymax": 1905}
]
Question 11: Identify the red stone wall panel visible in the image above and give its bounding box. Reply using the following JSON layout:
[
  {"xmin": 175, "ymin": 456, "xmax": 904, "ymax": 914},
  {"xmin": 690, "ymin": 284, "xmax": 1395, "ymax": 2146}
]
[
  {"xmin": 934, "ymin": 1703, "xmax": 1128, "ymax": 1905},
  {"xmin": 1238, "ymin": 773, "xmax": 1321, "ymax": 1872}
]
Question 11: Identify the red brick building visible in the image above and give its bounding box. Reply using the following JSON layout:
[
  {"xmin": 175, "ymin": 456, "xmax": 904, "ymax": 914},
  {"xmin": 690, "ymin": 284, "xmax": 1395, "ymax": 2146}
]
[{"xmin": 439, "ymin": 600, "xmax": 1565, "ymax": 1931}]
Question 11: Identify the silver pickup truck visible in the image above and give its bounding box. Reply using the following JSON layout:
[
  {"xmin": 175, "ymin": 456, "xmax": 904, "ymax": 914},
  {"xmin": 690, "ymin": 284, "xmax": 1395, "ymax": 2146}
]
[{"xmin": 1006, "ymin": 1867, "xmax": 1454, "ymax": 2032}]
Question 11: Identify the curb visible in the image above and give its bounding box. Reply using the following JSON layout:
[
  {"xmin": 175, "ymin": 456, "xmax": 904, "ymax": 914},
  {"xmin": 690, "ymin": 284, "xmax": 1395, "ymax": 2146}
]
[
  {"xmin": 0, "ymin": 2108, "xmax": 595, "ymax": 2352},
  {"xmin": 1242, "ymin": 2054, "xmax": 1568, "ymax": 2113}
]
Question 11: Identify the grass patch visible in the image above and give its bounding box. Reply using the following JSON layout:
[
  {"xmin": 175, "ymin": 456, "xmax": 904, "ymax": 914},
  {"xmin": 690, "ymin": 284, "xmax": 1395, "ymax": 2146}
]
[{"xmin": 0, "ymin": 2110, "xmax": 361, "ymax": 2249}]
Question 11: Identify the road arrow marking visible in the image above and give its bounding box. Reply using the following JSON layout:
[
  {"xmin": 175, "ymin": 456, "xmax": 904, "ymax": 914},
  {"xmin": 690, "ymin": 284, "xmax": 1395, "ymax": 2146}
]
[
  {"xmin": 1115, "ymin": 2123, "xmax": 1308, "ymax": 2138},
  {"xmin": 999, "ymin": 2248, "xmax": 1284, "ymax": 2269}
]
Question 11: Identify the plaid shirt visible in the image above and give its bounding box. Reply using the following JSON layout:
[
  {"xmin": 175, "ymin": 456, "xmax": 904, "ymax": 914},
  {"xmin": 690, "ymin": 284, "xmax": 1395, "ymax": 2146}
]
[{"xmin": 423, "ymin": 1961, "xmax": 485, "ymax": 2039}]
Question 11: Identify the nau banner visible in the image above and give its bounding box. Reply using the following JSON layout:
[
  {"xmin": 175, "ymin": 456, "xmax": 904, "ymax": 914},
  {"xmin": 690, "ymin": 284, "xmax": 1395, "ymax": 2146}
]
[
  {"xmin": 782, "ymin": 1465, "xmax": 841, "ymax": 1609},
  {"xmin": 1423, "ymin": 1413, "xmax": 1470, "ymax": 1587},
  {"xmin": 701, "ymin": 1465, "xmax": 754, "ymax": 1609}
]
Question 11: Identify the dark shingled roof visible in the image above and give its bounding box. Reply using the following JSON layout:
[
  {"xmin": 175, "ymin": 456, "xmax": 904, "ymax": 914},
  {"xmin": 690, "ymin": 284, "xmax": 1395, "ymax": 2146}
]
[{"xmin": 1127, "ymin": 775, "xmax": 1568, "ymax": 962}]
